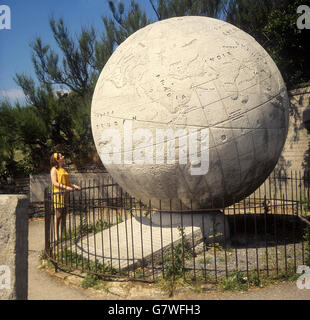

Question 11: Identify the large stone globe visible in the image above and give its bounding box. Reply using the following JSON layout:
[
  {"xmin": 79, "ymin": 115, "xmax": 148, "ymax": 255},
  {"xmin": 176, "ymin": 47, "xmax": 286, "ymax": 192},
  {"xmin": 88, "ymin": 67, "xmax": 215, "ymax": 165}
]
[{"xmin": 91, "ymin": 16, "xmax": 289, "ymax": 211}]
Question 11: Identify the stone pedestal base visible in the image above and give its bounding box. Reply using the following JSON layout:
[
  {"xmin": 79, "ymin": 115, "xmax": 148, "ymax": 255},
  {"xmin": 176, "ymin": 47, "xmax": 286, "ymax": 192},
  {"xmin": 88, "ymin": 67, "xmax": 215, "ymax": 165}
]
[{"xmin": 150, "ymin": 210, "xmax": 230, "ymax": 245}]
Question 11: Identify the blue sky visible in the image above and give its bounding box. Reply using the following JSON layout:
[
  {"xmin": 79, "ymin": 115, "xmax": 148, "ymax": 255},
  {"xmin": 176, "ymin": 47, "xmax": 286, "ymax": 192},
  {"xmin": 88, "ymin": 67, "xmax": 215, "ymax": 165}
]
[{"xmin": 0, "ymin": 0, "xmax": 156, "ymax": 104}]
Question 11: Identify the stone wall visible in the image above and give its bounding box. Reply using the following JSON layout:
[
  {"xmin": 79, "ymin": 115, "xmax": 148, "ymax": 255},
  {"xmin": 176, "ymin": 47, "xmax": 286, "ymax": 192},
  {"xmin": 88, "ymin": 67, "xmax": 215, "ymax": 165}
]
[
  {"xmin": 30, "ymin": 171, "xmax": 110, "ymax": 203},
  {"xmin": 274, "ymin": 86, "xmax": 310, "ymax": 177},
  {"xmin": 0, "ymin": 177, "xmax": 29, "ymax": 195},
  {"xmin": 29, "ymin": 167, "xmax": 112, "ymax": 217},
  {"xmin": 0, "ymin": 195, "xmax": 28, "ymax": 300}
]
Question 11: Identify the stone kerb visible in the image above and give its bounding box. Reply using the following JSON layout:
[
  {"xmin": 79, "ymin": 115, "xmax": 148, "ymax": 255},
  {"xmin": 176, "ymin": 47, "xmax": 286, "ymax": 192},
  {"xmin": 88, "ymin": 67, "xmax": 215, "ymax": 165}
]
[{"xmin": 0, "ymin": 195, "xmax": 28, "ymax": 300}]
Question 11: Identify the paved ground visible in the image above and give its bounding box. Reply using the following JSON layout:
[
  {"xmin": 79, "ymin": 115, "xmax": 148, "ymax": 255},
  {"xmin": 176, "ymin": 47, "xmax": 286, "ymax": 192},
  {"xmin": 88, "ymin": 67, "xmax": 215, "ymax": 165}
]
[
  {"xmin": 28, "ymin": 218, "xmax": 310, "ymax": 300},
  {"xmin": 28, "ymin": 219, "xmax": 104, "ymax": 300}
]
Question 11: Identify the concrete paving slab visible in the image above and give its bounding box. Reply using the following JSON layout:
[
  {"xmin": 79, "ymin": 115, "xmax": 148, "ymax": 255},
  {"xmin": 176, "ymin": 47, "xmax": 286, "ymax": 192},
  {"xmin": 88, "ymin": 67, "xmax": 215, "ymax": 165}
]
[{"xmin": 72, "ymin": 215, "xmax": 203, "ymax": 270}]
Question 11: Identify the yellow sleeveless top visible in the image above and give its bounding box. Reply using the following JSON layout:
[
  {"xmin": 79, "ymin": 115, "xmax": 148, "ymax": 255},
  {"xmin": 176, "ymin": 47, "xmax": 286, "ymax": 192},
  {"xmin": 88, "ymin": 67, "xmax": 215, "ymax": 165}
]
[{"xmin": 52, "ymin": 167, "xmax": 70, "ymax": 208}]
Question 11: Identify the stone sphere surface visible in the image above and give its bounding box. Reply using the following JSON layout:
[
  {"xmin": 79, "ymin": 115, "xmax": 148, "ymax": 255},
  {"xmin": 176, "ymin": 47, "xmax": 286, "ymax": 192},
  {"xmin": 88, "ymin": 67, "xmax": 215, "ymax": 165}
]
[{"xmin": 91, "ymin": 16, "xmax": 289, "ymax": 210}]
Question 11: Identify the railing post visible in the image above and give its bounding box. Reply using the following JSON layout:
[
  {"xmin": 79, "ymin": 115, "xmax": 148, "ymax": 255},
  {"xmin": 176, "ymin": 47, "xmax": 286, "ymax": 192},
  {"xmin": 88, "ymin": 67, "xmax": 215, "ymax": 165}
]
[{"xmin": 44, "ymin": 187, "xmax": 51, "ymax": 259}]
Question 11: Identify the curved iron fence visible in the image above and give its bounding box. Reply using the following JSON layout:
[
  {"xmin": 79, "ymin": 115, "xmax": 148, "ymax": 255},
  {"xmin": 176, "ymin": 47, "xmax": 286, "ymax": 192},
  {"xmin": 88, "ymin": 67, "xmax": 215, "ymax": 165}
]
[{"xmin": 44, "ymin": 172, "xmax": 310, "ymax": 283}]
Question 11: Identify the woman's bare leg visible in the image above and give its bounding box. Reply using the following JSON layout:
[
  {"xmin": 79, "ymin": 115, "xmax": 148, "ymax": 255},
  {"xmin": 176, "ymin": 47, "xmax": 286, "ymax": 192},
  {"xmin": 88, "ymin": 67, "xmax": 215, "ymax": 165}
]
[
  {"xmin": 60, "ymin": 209, "xmax": 67, "ymax": 240},
  {"xmin": 54, "ymin": 209, "xmax": 62, "ymax": 242}
]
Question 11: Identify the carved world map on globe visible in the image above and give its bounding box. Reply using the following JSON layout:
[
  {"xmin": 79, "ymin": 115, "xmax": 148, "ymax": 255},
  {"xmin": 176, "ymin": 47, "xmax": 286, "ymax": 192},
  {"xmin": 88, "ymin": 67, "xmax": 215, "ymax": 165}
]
[{"xmin": 91, "ymin": 16, "xmax": 289, "ymax": 210}]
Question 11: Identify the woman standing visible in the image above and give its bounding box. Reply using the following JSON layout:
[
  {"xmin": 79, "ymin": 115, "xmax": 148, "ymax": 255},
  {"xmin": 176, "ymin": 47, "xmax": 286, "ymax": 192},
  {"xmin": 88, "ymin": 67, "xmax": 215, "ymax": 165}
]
[{"xmin": 50, "ymin": 152, "xmax": 81, "ymax": 242}]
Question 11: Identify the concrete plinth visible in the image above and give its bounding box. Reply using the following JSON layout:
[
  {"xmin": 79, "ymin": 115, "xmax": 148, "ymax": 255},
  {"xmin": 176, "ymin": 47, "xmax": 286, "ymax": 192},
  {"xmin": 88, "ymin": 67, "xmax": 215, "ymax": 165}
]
[{"xmin": 150, "ymin": 211, "xmax": 230, "ymax": 245}]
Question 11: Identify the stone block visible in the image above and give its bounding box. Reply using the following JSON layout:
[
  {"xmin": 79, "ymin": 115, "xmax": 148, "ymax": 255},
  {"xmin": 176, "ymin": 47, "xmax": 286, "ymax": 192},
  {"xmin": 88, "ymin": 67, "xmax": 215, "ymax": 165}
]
[{"xmin": 0, "ymin": 195, "xmax": 28, "ymax": 300}]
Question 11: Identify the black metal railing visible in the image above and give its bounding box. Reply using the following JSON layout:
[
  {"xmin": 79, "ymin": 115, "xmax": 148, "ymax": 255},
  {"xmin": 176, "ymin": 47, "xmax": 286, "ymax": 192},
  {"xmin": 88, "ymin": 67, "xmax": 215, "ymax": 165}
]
[{"xmin": 44, "ymin": 172, "xmax": 310, "ymax": 283}]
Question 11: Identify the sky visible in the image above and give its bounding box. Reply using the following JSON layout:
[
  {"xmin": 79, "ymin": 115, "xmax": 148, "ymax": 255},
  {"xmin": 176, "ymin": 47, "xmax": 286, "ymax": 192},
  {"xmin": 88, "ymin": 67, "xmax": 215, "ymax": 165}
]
[{"xmin": 0, "ymin": 0, "xmax": 157, "ymax": 104}]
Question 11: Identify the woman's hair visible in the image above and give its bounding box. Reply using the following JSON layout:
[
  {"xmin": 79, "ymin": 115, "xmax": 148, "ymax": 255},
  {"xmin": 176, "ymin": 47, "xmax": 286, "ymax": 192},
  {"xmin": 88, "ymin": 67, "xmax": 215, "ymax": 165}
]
[{"xmin": 50, "ymin": 152, "xmax": 59, "ymax": 169}]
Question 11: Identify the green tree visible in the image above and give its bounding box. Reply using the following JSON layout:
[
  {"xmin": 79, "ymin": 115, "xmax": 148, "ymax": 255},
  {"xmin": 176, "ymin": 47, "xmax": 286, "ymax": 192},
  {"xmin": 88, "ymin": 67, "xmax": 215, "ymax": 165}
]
[
  {"xmin": 12, "ymin": 17, "xmax": 102, "ymax": 174},
  {"xmin": 226, "ymin": 0, "xmax": 309, "ymax": 88},
  {"xmin": 226, "ymin": 0, "xmax": 284, "ymax": 45},
  {"xmin": 12, "ymin": 74, "xmax": 96, "ymax": 172},
  {"xmin": 155, "ymin": 0, "xmax": 228, "ymax": 19},
  {"xmin": 94, "ymin": 17, "xmax": 117, "ymax": 72},
  {"xmin": 263, "ymin": 0, "xmax": 310, "ymax": 88},
  {"xmin": 0, "ymin": 102, "xmax": 19, "ymax": 182},
  {"xmin": 30, "ymin": 17, "xmax": 98, "ymax": 96},
  {"xmin": 108, "ymin": 0, "xmax": 151, "ymax": 42}
]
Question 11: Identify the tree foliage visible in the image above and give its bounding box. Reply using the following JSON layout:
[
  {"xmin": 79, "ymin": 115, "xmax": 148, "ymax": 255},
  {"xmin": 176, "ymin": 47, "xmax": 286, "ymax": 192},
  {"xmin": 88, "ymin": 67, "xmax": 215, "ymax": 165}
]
[
  {"xmin": 263, "ymin": 0, "xmax": 310, "ymax": 88},
  {"xmin": 30, "ymin": 18, "xmax": 98, "ymax": 96},
  {"xmin": 0, "ymin": 102, "xmax": 19, "ymax": 182},
  {"xmin": 156, "ymin": 0, "xmax": 228, "ymax": 19},
  {"xmin": 108, "ymin": 0, "xmax": 151, "ymax": 39},
  {"xmin": 226, "ymin": 0, "xmax": 310, "ymax": 88},
  {"xmin": 226, "ymin": 0, "xmax": 283, "ymax": 45}
]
